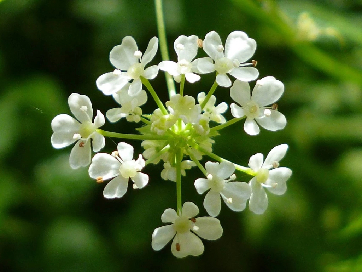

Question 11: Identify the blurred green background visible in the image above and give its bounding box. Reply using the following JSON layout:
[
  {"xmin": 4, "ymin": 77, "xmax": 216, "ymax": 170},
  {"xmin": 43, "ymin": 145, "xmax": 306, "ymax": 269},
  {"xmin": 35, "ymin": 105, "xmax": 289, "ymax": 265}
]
[{"xmin": 1, "ymin": 0, "xmax": 362, "ymax": 271}]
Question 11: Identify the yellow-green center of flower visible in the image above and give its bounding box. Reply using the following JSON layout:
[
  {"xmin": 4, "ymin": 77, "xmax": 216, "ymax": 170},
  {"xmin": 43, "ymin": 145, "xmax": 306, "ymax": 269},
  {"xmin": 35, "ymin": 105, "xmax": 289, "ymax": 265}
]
[
  {"xmin": 245, "ymin": 101, "xmax": 260, "ymax": 119},
  {"xmin": 209, "ymin": 176, "xmax": 225, "ymax": 193},
  {"xmin": 127, "ymin": 63, "xmax": 144, "ymax": 79},
  {"xmin": 215, "ymin": 57, "xmax": 233, "ymax": 74},
  {"xmin": 173, "ymin": 215, "xmax": 192, "ymax": 234},
  {"xmin": 256, "ymin": 168, "xmax": 269, "ymax": 184},
  {"xmin": 178, "ymin": 59, "xmax": 192, "ymax": 74},
  {"xmin": 79, "ymin": 121, "xmax": 96, "ymax": 138},
  {"xmin": 119, "ymin": 161, "xmax": 137, "ymax": 178}
]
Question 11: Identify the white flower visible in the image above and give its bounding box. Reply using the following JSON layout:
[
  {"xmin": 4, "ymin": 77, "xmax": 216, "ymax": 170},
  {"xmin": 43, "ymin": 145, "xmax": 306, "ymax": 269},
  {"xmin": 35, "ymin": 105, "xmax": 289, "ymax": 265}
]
[
  {"xmin": 197, "ymin": 92, "xmax": 228, "ymax": 124},
  {"xmin": 166, "ymin": 94, "xmax": 201, "ymax": 124},
  {"xmin": 106, "ymin": 84, "xmax": 147, "ymax": 123},
  {"xmin": 194, "ymin": 161, "xmax": 251, "ymax": 217},
  {"xmin": 230, "ymin": 77, "xmax": 287, "ymax": 135},
  {"xmin": 248, "ymin": 144, "xmax": 292, "ymax": 214},
  {"xmin": 96, "ymin": 36, "xmax": 159, "ymax": 96},
  {"xmin": 51, "ymin": 93, "xmax": 105, "ymax": 169},
  {"xmin": 159, "ymin": 35, "xmax": 201, "ymax": 83},
  {"xmin": 88, "ymin": 142, "xmax": 149, "ymax": 198},
  {"xmin": 151, "ymin": 202, "xmax": 223, "ymax": 258},
  {"xmin": 161, "ymin": 160, "xmax": 196, "ymax": 182},
  {"xmin": 196, "ymin": 31, "xmax": 258, "ymax": 87}
]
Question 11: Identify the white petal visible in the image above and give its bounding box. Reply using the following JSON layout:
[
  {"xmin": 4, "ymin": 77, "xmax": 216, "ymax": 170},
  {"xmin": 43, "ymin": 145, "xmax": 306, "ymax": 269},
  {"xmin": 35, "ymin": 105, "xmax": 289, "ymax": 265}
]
[
  {"xmin": 217, "ymin": 161, "xmax": 235, "ymax": 180},
  {"xmin": 244, "ymin": 118, "xmax": 260, "ymax": 135},
  {"xmin": 221, "ymin": 182, "xmax": 251, "ymax": 211},
  {"xmin": 249, "ymin": 178, "xmax": 268, "ymax": 214},
  {"xmin": 103, "ymin": 175, "xmax": 129, "ymax": 198},
  {"xmin": 256, "ymin": 111, "xmax": 286, "ymax": 131},
  {"xmin": 144, "ymin": 65, "xmax": 159, "ymax": 79},
  {"xmin": 141, "ymin": 37, "xmax": 158, "ymax": 66},
  {"xmin": 193, "ymin": 57, "xmax": 215, "ymax": 74},
  {"xmin": 175, "ymin": 35, "xmax": 198, "ymax": 62},
  {"xmin": 230, "ymin": 103, "xmax": 245, "ymax": 118},
  {"xmin": 194, "ymin": 178, "xmax": 210, "ymax": 194},
  {"xmin": 182, "ymin": 202, "xmax": 199, "ymax": 218},
  {"xmin": 88, "ymin": 153, "xmax": 120, "ymax": 179},
  {"xmin": 128, "ymin": 79, "xmax": 142, "ymax": 96},
  {"xmin": 106, "ymin": 108, "xmax": 125, "ymax": 123},
  {"xmin": 110, "ymin": 36, "xmax": 138, "ymax": 70},
  {"xmin": 263, "ymin": 144, "xmax": 288, "ymax": 168},
  {"xmin": 96, "ymin": 72, "xmax": 129, "ymax": 95},
  {"xmin": 158, "ymin": 61, "xmax": 179, "ymax": 76},
  {"xmin": 248, "ymin": 153, "xmax": 264, "ymax": 171},
  {"xmin": 51, "ymin": 114, "xmax": 80, "ymax": 149},
  {"xmin": 161, "ymin": 208, "xmax": 178, "ymax": 223},
  {"xmin": 69, "ymin": 140, "xmax": 91, "ymax": 169},
  {"xmin": 204, "ymin": 161, "xmax": 219, "ymax": 177},
  {"xmin": 225, "ymin": 31, "xmax": 256, "ymax": 63},
  {"xmin": 185, "ymin": 73, "xmax": 200, "ymax": 83},
  {"xmin": 171, "ymin": 232, "xmax": 204, "ymax": 258},
  {"xmin": 91, "ymin": 132, "xmax": 105, "ymax": 152},
  {"xmin": 132, "ymin": 172, "xmax": 149, "ymax": 189},
  {"xmin": 192, "ymin": 217, "xmax": 223, "ymax": 240},
  {"xmin": 203, "ymin": 31, "xmax": 224, "ymax": 60},
  {"xmin": 265, "ymin": 167, "xmax": 292, "ymax": 195},
  {"xmin": 94, "ymin": 110, "xmax": 105, "ymax": 128},
  {"xmin": 216, "ymin": 74, "xmax": 231, "ymax": 87},
  {"xmin": 215, "ymin": 102, "xmax": 228, "ymax": 114},
  {"xmin": 252, "ymin": 76, "xmax": 284, "ymax": 106},
  {"xmin": 230, "ymin": 80, "xmax": 251, "ymax": 106},
  {"xmin": 204, "ymin": 191, "xmax": 221, "ymax": 217},
  {"xmin": 229, "ymin": 67, "xmax": 259, "ymax": 82},
  {"xmin": 151, "ymin": 225, "xmax": 175, "ymax": 251},
  {"xmin": 117, "ymin": 142, "xmax": 134, "ymax": 161},
  {"xmin": 68, "ymin": 93, "xmax": 93, "ymax": 123}
]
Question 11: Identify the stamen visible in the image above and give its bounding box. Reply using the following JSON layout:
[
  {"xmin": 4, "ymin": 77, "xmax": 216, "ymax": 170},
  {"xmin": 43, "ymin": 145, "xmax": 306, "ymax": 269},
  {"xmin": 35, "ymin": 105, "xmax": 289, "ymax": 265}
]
[
  {"xmin": 226, "ymin": 198, "xmax": 233, "ymax": 204},
  {"xmin": 252, "ymin": 60, "xmax": 257, "ymax": 67},
  {"xmin": 111, "ymin": 151, "xmax": 119, "ymax": 157},
  {"xmin": 197, "ymin": 39, "xmax": 203, "ymax": 48},
  {"xmin": 134, "ymin": 50, "xmax": 142, "ymax": 58},
  {"xmin": 207, "ymin": 174, "xmax": 213, "ymax": 180},
  {"xmin": 96, "ymin": 177, "xmax": 104, "ymax": 183},
  {"xmin": 192, "ymin": 225, "xmax": 199, "ymax": 231},
  {"xmin": 264, "ymin": 109, "xmax": 272, "ymax": 116},
  {"xmin": 79, "ymin": 141, "xmax": 85, "ymax": 147},
  {"xmin": 229, "ymin": 174, "xmax": 236, "ymax": 180},
  {"xmin": 133, "ymin": 184, "xmax": 139, "ymax": 189},
  {"xmin": 73, "ymin": 133, "xmax": 81, "ymax": 140},
  {"xmin": 217, "ymin": 45, "xmax": 224, "ymax": 52},
  {"xmin": 190, "ymin": 218, "xmax": 196, "ymax": 223},
  {"xmin": 113, "ymin": 69, "xmax": 122, "ymax": 75},
  {"xmin": 176, "ymin": 44, "xmax": 185, "ymax": 50},
  {"xmin": 272, "ymin": 103, "xmax": 278, "ymax": 110},
  {"xmin": 176, "ymin": 243, "xmax": 181, "ymax": 251},
  {"xmin": 272, "ymin": 161, "xmax": 279, "ymax": 168}
]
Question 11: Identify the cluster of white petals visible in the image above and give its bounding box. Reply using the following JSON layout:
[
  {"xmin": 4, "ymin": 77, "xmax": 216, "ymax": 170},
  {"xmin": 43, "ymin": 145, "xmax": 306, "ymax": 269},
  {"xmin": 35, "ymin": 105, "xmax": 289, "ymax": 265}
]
[
  {"xmin": 50, "ymin": 30, "xmax": 292, "ymax": 258},
  {"xmin": 152, "ymin": 202, "xmax": 223, "ymax": 258},
  {"xmin": 51, "ymin": 93, "xmax": 105, "ymax": 169},
  {"xmin": 89, "ymin": 142, "xmax": 148, "ymax": 198}
]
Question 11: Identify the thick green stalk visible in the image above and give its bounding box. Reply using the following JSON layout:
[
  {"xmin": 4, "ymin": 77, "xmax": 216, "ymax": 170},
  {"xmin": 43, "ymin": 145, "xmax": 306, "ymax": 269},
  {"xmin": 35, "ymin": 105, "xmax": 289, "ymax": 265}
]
[
  {"xmin": 201, "ymin": 81, "xmax": 218, "ymax": 109},
  {"xmin": 154, "ymin": 0, "xmax": 176, "ymax": 98},
  {"xmin": 175, "ymin": 149, "xmax": 183, "ymax": 215},
  {"xmin": 97, "ymin": 129, "xmax": 168, "ymax": 141},
  {"xmin": 210, "ymin": 117, "xmax": 243, "ymax": 132},
  {"xmin": 141, "ymin": 77, "xmax": 168, "ymax": 115}
]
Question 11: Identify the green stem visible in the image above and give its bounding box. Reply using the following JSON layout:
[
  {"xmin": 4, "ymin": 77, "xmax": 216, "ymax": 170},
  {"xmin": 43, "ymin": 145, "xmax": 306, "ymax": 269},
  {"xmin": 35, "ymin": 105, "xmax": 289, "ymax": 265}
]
[
  {"xmin": 154, "ymin": 0, "xmax": 176, "ymax": 98},
  {"xmin": 145, "ymin": 144, "xmax": 170, "ymax": 165},
  {"xmin": 180, "ymin": 74, "xmax": 185, "ymax": 96},
  {"xmin": 210, "ymin": 117, "xmax": 243, "ymax": 132},
  {"xmin": 97, "ymin": 129, "xmax": 168, "ymax": 141},
  {"xmin": 175, "ymin": 149, "xmax": 183, "ymax": 215},
  {"xmin": 197, "ymin": 146, "xmax": 256, "ymax": 176},
  {"xmin": 141, "ymin": 77, "xmax": 168, "ymax": 115},
  {"xmin": 201, "ymin": 81, "xmax": 218, "ymax": 109},
  {"xmin": 140, "ymin": 116, "xmax": 151, "ymax": 124},
  {"xmin": 188, "ymin": 150, "xmax": 208, "ymax": 177}
]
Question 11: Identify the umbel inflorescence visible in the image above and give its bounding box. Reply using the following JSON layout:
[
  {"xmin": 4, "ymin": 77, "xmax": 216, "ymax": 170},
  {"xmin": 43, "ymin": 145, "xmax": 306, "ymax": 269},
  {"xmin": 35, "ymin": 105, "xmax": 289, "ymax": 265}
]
[{"xmin": 51, "ymin": 30, "xmax": 292, "ymax": 258}]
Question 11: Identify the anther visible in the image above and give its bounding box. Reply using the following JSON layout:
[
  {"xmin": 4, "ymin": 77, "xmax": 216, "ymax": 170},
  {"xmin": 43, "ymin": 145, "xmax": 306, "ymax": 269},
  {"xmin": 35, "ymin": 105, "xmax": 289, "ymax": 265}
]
[
  {"xmin": 134, "ymin": 50, "xmax": 142, "ymax": 58},
  {"xmin": 217, "ymin": 45, "xmax": 224, "ymax": 52},
  {"xmin": 252, "ymin": 60, "xmax": 257, "ymax": 67},
  {"xmin": 264, "ymin": 109, "xmax": 272, "ymax": 116},
  {"xmin": 192, "ymin": 225, "xmax": 199, "ymax": 231},
  {"xmin": 272, "ymin": 103, "xmax": 278, "ymax": 110},
  {"xmin": 197, "ymin": 39, "xmax": 203, "ymax": 48},
  {"xmin": 176, "ymin": 243, "xmax": 181, "ymax": 251},
  {"xmin": 133, "ymin": 184, "xmax": 139, "ymax": 189},
  {"xmin": 111, "ymin": 151, "xmax": 119, "ymax": 157},
  {"xmin": 272, "ymin": 161, "xmax": 279, "ymax": 168},
  {"xmin": 96, "ymin": 177, "xmax": 104, "ymax": 183},
  {"xmin": 207, "ymin": 174, "xmax": 213, "ymax": 180},
  {"xmin": 113, "ymin": 69, "xmax": 122, "ymax": 75},
  {"xmin": 226, "ymin": 198, "xmax": 233, "ymax": 204},
  {"xmin": 79, "ymin": 141, "xmax": 85, "ymax": 147},
  {"xmin": 190, "ymin": 218, "xmax": 196, "ymax": 223},
  {"xmin": 229, "ymin": 174, "xmax": 236, "ymax": 180},
  {"xmin": 73, "ymin": 133, "xmax": 81, "ymax": 140}
]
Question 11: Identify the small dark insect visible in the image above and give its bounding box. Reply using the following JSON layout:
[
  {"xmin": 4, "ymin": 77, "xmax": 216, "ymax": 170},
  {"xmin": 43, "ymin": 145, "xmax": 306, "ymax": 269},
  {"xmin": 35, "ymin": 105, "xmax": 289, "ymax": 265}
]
[{"xmin": 176, "ymin": 243, "xmax": 180, "ymax": 251}]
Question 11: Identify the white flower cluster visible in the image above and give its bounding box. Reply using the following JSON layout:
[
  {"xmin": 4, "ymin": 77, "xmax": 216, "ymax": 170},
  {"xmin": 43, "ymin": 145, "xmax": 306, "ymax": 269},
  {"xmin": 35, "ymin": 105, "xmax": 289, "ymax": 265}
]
[{"xmin": 50, "ymin": 31, "xmax": 292, "ymax": 258}]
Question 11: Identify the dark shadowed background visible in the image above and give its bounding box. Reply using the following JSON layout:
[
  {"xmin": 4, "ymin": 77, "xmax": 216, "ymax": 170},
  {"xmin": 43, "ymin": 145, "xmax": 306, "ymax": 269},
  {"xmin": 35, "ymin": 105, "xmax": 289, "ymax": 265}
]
[{"xmin": 1, "ymin": 0, "xmax": 362, "ymax": 271}]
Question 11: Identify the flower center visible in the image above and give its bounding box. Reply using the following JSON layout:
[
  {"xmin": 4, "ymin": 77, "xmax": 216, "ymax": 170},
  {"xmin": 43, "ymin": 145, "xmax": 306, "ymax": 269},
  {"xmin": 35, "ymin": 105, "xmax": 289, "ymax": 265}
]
[
  {"xmin": 178, "ymin": 59, "xmax": 192, "ymax": 74},
  {"xmin": 173, "ymin": 215, "xmax": 192, "ymax": 234},
  {"xmin": 245, "ymin": 100, "xmax": 260, "ymax": 119},
  {"xmin": 127, "ymin": 63, "xmax": 144, "ymax": 79},
  {"xmin": 256, "ymin": 168, "xmax": 269, "ymax": 184},
  {"xmin": 214, "ymin": 57, "xmax": 233, "ymax": 74},
  {"xmin": 119, "ymin": 160, "xmax": 138, "ymax": 178},
  {"xmin": 79, "ymin": 121, "xmax": 96, "ymax": 138},
  {"xmin": 208, "ymin": 175, "xmax": 225, "ymax": 193}
]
